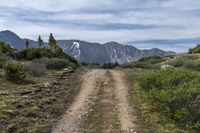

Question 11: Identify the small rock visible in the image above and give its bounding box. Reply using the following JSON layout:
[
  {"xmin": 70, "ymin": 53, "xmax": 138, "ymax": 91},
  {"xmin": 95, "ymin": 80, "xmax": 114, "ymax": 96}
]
[
  {"xmin": 104, "ymin": 82, "xmax": 108, "ymax": 85},
  {"xmin": 130, "ymin": 130, "xmax": 137, "ymax": 133},
  {"xmin": 85, "ymin": 111, "xmax": 88, "ymax": 114},
  {"xmin": 78, "ymin": 115, "xmax": 82, "ymax": 119},
  {"xmin": 63, "ymin": 68, "xmax": 69, "ymax": 71},
  {"xmin": 44, "ymin": 82, "xmax": 50, "ymax": 87},
  {"xmin": 161, "ymin": 64, "xmax": 175, "ymax": 70}
]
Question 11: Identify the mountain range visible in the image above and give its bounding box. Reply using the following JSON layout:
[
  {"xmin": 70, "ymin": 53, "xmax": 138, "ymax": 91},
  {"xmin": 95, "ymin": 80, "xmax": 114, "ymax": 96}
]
[{"xmin": 0, "ymin": 30, "xmax": 175, "ymax": 64}]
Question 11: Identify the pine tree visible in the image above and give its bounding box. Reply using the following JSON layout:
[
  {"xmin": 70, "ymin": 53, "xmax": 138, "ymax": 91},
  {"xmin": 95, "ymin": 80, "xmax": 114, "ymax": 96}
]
[
  {"xmin": 38, "ymin": 35, "xmax": 43, "ymax": 48},
  {"xmin": 48, "ymin": 33, "xmax": 62, "ymax": 56},
  {"xmin": 25, "ymin": 40, "xmax": 29, "ymax": 49},
  {"xmin": 48, "ymin": 33, "xmax": 57, "ymax": 48}
]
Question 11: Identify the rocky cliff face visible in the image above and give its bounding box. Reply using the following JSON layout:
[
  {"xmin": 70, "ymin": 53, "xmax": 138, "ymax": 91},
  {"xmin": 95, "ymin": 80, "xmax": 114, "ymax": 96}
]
[
  {"xmin": 0, "ymin": 30, "xmax": 175, "ymax": 64},
  {"xmin": 58, "ymin": 40, "xmax": 175, "ymax": 64}
]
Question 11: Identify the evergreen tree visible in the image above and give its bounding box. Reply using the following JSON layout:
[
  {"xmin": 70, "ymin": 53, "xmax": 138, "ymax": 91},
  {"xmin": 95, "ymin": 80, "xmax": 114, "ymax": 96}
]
[
  {"xmin": 25, "ymin": 40, "xmax": 29, "ymax": 49},
  {"xmin": 48, "ymin": 33, "xmax": 56, "ymax": 48},
  {"xmin": 38, "ymin": 35, "xmax": 44, "ymax": 48},
  {"xmin": 48, "ymin": 33, "xmax": 62, "ymax": 56}
]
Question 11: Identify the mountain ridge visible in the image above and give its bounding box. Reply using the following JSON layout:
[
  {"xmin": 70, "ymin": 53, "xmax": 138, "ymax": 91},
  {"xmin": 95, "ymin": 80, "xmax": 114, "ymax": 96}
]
[{"xmin": 0, "ymin": 30, "xmax": 175, "ymax": 64}]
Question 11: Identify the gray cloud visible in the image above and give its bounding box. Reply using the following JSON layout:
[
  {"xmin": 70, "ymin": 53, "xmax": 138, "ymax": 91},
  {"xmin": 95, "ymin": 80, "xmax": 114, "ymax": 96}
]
[{"xmin": 0, "ymin": 0, "xmax": 200, "ymax": 52}]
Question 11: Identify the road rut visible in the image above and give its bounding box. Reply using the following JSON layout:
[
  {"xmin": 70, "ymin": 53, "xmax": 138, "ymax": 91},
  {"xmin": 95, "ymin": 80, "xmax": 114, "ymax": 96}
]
[{"xmin": 52, "ymin": 69, "xmax": 106, "ymax": 133}]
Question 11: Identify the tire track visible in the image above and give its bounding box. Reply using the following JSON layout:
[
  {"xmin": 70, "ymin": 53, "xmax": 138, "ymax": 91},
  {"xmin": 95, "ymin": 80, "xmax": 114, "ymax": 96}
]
[
  {"xmin": 52, "ymin": 69, "xmax": 105, "ymax": 133},
  {"xmin": 111, "ymin": 70, "xmax": 140, "ymax": 132}
]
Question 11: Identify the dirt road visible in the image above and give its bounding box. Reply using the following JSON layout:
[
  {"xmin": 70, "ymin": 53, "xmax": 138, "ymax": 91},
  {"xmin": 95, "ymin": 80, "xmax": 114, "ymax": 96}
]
[
  {"xmin": 52, "ymin": 69, "xmax": 106, "ymax": 133},
  {"xmin": 52, "ymin": 69, "xmax": 140, "ymax": 133},
  {"xmin": 111, "ymin": 70, "xmax": 141, "ymax": 132}
]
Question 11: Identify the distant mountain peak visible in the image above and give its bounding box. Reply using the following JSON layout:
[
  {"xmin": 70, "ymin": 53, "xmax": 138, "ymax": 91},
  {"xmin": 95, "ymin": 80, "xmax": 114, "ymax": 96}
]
[
  {"xmin": 0, "ymin": 30, "xmax": 175, "ymax": 64},
  {"xmin": 104, "ymin": 41, "xmax": 121, "ymax": 45},
  {"xmin": 0, "ymin": 30, "xmax": 15, "ymax": 33},
  {"xmin": 0, "ymin": 30, "xmax": 20, "ymax": 38},
  {"xmin": 0, "ymin": 30, "xmax": 37, "ymax": 49}
]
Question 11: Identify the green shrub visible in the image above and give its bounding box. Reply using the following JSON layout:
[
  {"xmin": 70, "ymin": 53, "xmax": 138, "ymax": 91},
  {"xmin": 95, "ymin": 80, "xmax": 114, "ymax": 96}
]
[
  {"xmin": 0, "ymin": 56, "xmax": 12, "ymax": 68},
  {"xmin": 121, "ymin": 61, "xmax": 159, "ymax": 69},
  {"xmin": 121, "ymin": 56, "xmax": 166, "ymax": 69},
  {"xmin": 139, "ymin": 69, "xmax": 199, "ymax": 90},
  {"xmin": 167, "ymin": 57, "xmax": 185, "ymax": 67},
  {"xmin": 42, "ymin": 58, "xmax": 71, "ymax": 70},
  {"xmin": 61, "ymin": 53, "xmax": 79, "ymax": 65},
  {"xmin": 183, "ymin": 59, "xmax": 200, "ymax": 71},
  {"xmin": 26, "ymin": 60, "xmax": 47, "ymax": 76},
  {"xmin": 3, "ymin": 60, "xmax": 26, "ymax": 81},
  {"xmin": 14, "ymin": 48, "xmax": 53, "ymax": 60},
  {"xmin": 139, "ymin": 69, "xmax": 200, "ymax": 131},
  {"xmin": 167, "ymin": 54, "xmax": 200, "ymax": 67},
  {"xmin": 138, "ymin": 56, "xmax": 166, "ymax": 64},
  {"xmin": 0, "ymin": 41, "xmax": 15, "ymax": 56},
  {"xmin": 188, "ymin": 44, "xmax": 200, "ymax": 54},
  {"xmin": 14, "ymin": 48, "xmax": 79, "ymax": 66}
]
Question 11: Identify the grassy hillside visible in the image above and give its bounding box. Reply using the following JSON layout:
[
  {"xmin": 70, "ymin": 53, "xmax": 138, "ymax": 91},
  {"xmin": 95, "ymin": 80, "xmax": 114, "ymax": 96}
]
[
  {"xmin": 0, "ymin": 41, "xmax": 84, "ymax": 132},
  {"xmin": 121, "ymin": 53, "xmax": 200, "ymax": 132}
]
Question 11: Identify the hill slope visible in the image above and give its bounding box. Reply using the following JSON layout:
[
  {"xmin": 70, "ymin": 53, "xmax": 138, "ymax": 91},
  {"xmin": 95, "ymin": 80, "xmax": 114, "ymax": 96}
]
[
  {"xmin": 55, "ymin": 40, "xmax": 175, "ymax": 64},
  {"xmin": 0, "ymin": 30, "xmax": 175, "ymax": 64}
]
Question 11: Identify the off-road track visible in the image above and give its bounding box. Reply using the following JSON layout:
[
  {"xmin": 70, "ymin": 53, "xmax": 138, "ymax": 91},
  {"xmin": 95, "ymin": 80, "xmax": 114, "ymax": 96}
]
[{"xmin": 52, "ymin": 69, "xmax": 141, "ymax": 133}]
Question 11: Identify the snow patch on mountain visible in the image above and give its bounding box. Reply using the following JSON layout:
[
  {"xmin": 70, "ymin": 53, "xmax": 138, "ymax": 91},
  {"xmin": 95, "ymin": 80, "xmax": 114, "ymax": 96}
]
[
  {"xmin": 109, "ymin": 47, "xmax": 124, "ymax": 64},
  {"xmin": 71, "ymin": 42, "xmax": 81, "ymax": 59},
  {"xmin": 125, "ymin": 55, "xmax": 133, "ymax": 62}
]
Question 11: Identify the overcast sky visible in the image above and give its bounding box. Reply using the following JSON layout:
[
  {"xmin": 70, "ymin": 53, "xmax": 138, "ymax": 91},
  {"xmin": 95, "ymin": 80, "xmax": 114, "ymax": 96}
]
[{"xmin": 0, "ymin": 0, "xmax": 200, "ymax": 52}]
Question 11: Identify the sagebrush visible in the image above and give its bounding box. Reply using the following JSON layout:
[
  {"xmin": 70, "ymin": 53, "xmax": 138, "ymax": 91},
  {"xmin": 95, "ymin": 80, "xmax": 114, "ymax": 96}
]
[
  {"xmin": 4, "ymin": 60, "xmax": 26, "ymax": 81},
  {"xmin": 26, "ymin": 60, "xmax": 47, "ymax": 76}
]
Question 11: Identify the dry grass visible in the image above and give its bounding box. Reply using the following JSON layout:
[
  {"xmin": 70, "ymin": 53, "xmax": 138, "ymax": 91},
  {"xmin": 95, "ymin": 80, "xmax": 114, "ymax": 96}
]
[{"xmin": 0, "ymin": 68, "xmax": 84, "ymax": 133}]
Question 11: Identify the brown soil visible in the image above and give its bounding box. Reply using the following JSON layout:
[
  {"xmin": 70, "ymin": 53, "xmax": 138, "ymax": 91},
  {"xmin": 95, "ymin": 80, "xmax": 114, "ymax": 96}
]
[
  {"xmin": 51, "ymin": 69, "xmax": 106, "ymax": 133},
  {"xmin": 52, "ymin": 69, "xmax": 141, "ymax": 133},
  {"xmin": 111, "ymin": 70, "xmax": 141, "ymax": 132}
]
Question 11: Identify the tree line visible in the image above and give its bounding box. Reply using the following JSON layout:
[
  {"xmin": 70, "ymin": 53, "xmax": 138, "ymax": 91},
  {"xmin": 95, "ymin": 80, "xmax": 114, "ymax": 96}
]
[
  {"xmin": 25, "ymin": 33, "xmax": 56, "ymax": 49},
  {"xmin": 24, "ymin": 33, "xmax": 63, "ymax": 57}
]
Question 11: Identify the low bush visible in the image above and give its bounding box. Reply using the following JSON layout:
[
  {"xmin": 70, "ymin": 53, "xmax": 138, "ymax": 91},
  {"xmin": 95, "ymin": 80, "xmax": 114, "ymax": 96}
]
[
  {"xmin": 188, "ymin": 44, "xmax": 200, "ymax": 54},
  {"xmin": 0, "ymin": 56, "xmax": 12, "ymax": 68},
  {"xmin": 0, "ymin": 41, "xmax": 16, "ymax": 56},
  {"xmin": 26, "ymin": 60, "xmax": 47, "ymax": 76},
  {"xmin": 121, "ymin": 56, "xmax": 166, "ymax": 69},
  {"xmin": 121, "ymin": 61, "xmax": 159, "ymax": 69},
  {"xmin": 14, "ymin": 48, "xmax": 79, "ymax": 65},
  {"xmin": 167, "ymin": 57, "xmax": 185, "ymax": 67},
  {"xmin": 14, "ymin": 48, "xmax": 53, "ymax": 60},
  {"xmin": 62, "ymin": 53, "xmax": 79, "ymax": 65},
  {"xmin": 183, "ymin": 59, "xmax": 200, "ymax": 71},
  {"xmin": 167, "ymin": 54, "xmax": 200, "ymax": 67},
  {"xmin": 3, "ymin": 60, "xmax": 26, "ymax": 81},
  {"xmin": 139, "ymin": 69, "xmax": 200, "ymax": 131},
  {"xmin": 42, "ymin": 58, "xmax": 70, "ymax": 70},
  {"xmin": 138, "ymin": 56, "xmax": 166, "ymax": 64}
]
